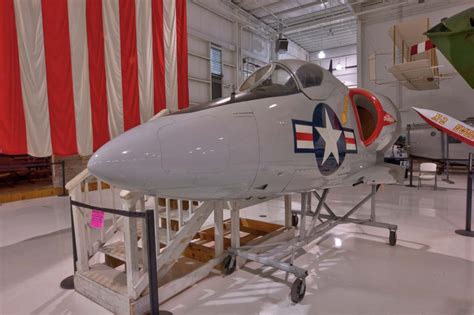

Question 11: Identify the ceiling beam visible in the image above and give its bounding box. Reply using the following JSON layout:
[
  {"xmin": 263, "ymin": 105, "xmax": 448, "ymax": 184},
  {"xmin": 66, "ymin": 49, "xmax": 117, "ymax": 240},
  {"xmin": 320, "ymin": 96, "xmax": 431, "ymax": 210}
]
[
  {"xmin": 257, "ymin": 1, "xmax": 327, "ymax": 21},
  {"xmin": 268, "ymin": 5, "xmax": 350, "ymax": 28},
  {"xmin": 284, "ymin": 14, "xmax": 355, "ymax": 34}
]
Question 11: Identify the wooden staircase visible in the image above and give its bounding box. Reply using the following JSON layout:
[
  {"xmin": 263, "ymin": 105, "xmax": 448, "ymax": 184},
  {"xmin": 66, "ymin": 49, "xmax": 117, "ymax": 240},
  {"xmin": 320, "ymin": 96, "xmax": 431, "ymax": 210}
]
[{"xmin": 67, "ymin": 169, "xmax": 295, "ymax": 314}]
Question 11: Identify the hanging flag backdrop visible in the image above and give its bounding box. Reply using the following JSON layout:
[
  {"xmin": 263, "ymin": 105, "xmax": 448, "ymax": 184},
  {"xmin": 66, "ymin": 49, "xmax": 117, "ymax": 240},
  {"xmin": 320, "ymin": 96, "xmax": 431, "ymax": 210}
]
[{"xmin": 0, "ymin": 0, "xmax": 188, "ymax": 157}]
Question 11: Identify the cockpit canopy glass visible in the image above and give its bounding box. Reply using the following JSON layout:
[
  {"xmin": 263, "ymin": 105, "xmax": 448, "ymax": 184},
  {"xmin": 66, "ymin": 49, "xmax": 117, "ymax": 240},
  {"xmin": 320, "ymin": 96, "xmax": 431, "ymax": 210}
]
[
  {"xmin": 295, "ymin": 63, "xmax": 323, "ymax": 88},
  {"xmin": 239, "ymin": 64, "xmax": 272, "ymax": 91},
  {"xmin": 239, "ymin": 64, "xmax": 299, "ymax": 97}
]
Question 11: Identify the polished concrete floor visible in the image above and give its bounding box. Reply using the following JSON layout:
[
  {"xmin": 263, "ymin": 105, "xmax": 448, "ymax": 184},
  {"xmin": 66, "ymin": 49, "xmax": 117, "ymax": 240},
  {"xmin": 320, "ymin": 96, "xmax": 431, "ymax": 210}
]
[{"xmin": 0, "ymin": 175, "xmax": 473, "ymax": 315}]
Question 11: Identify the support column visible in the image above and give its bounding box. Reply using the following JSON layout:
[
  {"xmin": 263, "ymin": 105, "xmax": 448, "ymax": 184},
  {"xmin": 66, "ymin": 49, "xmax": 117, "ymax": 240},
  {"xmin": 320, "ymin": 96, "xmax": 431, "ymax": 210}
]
[
  {"xmin": 231, "ymin": 207, "xmax": 240, "ymax": 249},
  {"xmin": 299, "ymin": 193, "xmax": 308, "ymax": 241},
  {"xmin": 214, "ymin": 202, "xmax": 224, "ymax": 258},
  {"xmin": 371, "ymin": 184, "xmax": 376, "ymax": 221},
  {"xmin": 284, "ymin": 195, "xmax": 292, "ymax": 228},
  {"xmin": 121, "ymin": 191, "xmax": 140, "ymax": 300}
]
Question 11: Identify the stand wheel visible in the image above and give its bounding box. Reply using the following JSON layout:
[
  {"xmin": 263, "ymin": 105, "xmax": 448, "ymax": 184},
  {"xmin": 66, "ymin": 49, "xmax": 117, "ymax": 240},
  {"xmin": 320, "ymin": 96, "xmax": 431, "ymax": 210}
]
[
  {"xmin": 223, "ymin": 255, "xmax": 236, "ymax": 275},
  {"xmin": 389, "ymin": 230, "xmax": 397, "ymax": 246},
  {"xmin": 292, "ymin": 214, "xmax": 299, "ymax": 227},
  {"xmin": 290, "ymin": 278, "xmax": 306, "ymax": 303}
]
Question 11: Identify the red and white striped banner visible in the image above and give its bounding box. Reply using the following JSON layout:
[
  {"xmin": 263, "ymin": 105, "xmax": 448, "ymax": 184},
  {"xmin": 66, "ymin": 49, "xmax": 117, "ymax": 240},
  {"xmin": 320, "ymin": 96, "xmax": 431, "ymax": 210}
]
[
  {"xmin": 410, "ymin": 39, "xmax": 435, "ymax": 56},
  {"xmin": 0, "ymin": 0, "xmax": 188, "ymax": 157}
]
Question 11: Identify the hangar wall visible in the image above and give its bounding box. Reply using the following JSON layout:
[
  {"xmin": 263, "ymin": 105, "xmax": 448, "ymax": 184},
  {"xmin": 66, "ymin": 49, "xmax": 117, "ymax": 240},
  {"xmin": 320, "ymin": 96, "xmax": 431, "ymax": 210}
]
[
  {"xmin": 358, "ymin": 2, "xmax": 474, "ymax": 129},
  {"xmin": 278, "ymin": 40, "xmax": 309, "ymax": 61},
  {"xmin": 309, "ymin": 44, "xmax": 357, "ymax": 87},
  {"xmin": 186, "ymin": 0, "xmax": 307, "ymax": 105}
]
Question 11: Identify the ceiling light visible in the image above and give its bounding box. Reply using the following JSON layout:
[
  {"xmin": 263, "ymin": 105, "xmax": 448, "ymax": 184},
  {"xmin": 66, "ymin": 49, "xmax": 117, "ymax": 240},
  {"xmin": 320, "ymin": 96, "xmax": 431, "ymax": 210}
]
[
  {"xmin": 335, "ymin": 63, "xmax": 343, "ymax": 71},
  {"xmin": 318, "ymin": 50, "xmax": 326, "ymax": 59}
]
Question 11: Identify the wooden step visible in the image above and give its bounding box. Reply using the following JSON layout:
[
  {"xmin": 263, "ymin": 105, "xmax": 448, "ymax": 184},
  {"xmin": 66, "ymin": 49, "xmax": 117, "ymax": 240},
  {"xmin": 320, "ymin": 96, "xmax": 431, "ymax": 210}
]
[
  {"xmin": 100, "ymin": 227, "xmax": 177, "ymax": 266},
  {"xmin": 78, "ymin": 263, "xmax": 128, "ymax": 296},
  {"xmin": 75, "ymin": 263, "xmax": 150, "ymax": 315},
  {"xmin": 99, "ymin": 241, "xmax": 143, "ymax": 267}
]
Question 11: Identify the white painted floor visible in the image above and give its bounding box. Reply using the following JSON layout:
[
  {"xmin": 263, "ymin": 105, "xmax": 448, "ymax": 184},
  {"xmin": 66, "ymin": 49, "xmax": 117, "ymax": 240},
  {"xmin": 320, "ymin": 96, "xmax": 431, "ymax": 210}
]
[{"xmin": 1, "ymin": 175, "xmax": 473, "ymax": 315}]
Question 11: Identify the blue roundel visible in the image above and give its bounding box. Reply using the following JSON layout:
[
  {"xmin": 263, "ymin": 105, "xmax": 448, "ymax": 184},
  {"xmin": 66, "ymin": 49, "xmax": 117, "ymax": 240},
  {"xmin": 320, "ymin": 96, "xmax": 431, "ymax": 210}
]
[{"xmin": 312, "ymin": 103, "xmax": 346, "ymax": 175}]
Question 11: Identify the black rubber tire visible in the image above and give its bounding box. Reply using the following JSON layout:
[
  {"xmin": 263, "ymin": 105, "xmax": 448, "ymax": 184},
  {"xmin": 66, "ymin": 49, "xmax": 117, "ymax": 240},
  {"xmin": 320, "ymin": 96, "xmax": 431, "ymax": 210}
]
[
  {"xmin": 292, "ymin": 214, "xmax": 299, "ymax": 227},
  {"xmin": 223, "ymin": 255, "xmax": 236, "ymax": 275},
  {"xmin": 290, "ymin": 278, "xmax": 306, "ymax": 303},
  {"xmin": 389, "ymin": 230, "xmax": 397, "ymax": 246}
]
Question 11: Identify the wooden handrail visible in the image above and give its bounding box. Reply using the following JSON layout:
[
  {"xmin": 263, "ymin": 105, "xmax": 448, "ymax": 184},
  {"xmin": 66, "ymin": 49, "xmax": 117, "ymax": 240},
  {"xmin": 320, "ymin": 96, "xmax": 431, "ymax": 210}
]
[{"xmin": 65, "ymin": 168, "xmax": 90, "ymax": 191}]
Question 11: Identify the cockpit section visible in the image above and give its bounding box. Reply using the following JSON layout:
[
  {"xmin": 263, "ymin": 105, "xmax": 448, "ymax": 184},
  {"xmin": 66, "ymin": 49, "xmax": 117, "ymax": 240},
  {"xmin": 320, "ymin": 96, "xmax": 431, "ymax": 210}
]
[
  {"xmin": 239, "ymin": 64, "xmax": 299, "ymax": 97},
  {"xmin": 174, "ymin": 59, "xmax": 348, "ymax": 115}
]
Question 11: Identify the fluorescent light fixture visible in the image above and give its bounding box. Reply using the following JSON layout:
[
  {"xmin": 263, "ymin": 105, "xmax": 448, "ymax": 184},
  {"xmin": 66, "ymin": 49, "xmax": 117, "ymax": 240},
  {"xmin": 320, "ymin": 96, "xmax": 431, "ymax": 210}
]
[
  {"xmin": 318, "ymin": 50, "xmax": 326, "ymax": 59},
  {"xmin": 335, "ymin": 63, "xmax": 343, "ymax": 71}
]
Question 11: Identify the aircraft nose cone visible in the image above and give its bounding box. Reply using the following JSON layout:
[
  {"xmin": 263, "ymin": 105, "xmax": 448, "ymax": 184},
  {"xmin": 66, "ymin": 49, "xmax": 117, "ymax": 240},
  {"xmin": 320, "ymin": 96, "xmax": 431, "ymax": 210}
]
[{"xmin": 88, "ymin": 123, "xmax": 162, "ymax": 191}]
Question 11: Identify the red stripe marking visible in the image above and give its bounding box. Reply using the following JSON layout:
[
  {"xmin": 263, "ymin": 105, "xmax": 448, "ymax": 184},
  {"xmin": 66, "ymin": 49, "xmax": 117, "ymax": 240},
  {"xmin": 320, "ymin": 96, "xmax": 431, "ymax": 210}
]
[
  {"xmin": 86, "ymin": 0, "xmax": 110, "ymax": 151},
  {"xmin": 176, "ymin": 0, "xmax": 189, "ymax": 109},
  {"xmin": 296, "ymin": 132, "xmax": 313, "ymax": 141},
  {"xmin": 42, "ymin": 0, "xmax": 78, "ymax": 156},
  {"xmin": 417, "ymin": 113, "xmax": 474, "ymax": 147},
  {"xmin": 410, "ymin": 40, "xmax": 435, "ymax": 56},
  {"xmin": 151, "ymin": 0, "xmax": 166, "ymax": 114},
  {"xmin": 346, "ymin": 138, "xmax": 355, "ymax": 144},
  {"xmin": 119, "ymin": 0, "xmax": 141, "ymax": 130},
  {"xmin": 425, "ymin": 40, "xmax": 435, "ymax": 50},
  {"xmin": 0, "ymin": 0, "xmax": 27, "ymax": 155}
]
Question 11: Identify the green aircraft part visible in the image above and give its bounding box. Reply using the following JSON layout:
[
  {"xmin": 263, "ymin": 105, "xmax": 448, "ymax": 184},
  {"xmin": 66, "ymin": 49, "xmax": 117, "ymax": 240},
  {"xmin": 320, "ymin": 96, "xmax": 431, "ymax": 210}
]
[{"xmin": 425, "ymin": 7, "xmax": 474, "ymax": 89}]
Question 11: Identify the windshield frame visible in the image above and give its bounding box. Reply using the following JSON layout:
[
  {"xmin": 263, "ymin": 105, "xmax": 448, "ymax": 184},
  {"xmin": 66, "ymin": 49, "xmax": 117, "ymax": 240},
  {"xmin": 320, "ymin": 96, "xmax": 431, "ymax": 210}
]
[
  {"xmin": 238, "ymin": 62, "xmax": 303, "ymax": 95},
  {"xmin": 238, "ymin": 64, "xmax": 275, "ymax": 92}
]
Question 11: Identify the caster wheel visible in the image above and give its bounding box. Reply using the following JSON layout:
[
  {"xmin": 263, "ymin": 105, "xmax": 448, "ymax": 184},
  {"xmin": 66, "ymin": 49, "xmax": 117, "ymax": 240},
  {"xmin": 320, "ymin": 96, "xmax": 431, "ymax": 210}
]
[
  {"xmin": 223, "ymin": 255, "xmax": 236, "ymax": 275},
  {"xmin": 290, "ymin": 278, "xmax": 306, "ymax": 303},
  {"xmin": 292, "ymin": 214, "xmax": 299, "ymax": 227},
  {"xmin": 389, "ymin": 230, "xmax": 397, "ymax": 246}
]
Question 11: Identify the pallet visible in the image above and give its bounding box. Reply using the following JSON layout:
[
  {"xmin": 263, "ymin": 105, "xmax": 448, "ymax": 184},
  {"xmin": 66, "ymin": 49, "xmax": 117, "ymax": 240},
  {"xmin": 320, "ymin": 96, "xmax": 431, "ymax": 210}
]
[{"xmin": 183, "ymin": 218, "xmax": 284, "ymax": 267}]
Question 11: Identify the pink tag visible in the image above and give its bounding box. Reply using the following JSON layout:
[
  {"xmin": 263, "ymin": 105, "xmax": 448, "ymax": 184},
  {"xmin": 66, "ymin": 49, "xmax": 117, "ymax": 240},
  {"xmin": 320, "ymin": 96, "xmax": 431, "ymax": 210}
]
[{"xmin": 90, "ymin": 210, "xmax": 105, "ymax": 229}]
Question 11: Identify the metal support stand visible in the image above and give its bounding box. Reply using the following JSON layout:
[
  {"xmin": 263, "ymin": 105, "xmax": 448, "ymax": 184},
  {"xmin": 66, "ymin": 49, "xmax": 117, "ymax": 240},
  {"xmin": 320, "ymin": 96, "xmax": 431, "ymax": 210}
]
[
  {"xmin": 406, "ymin": 125, "xmax": 416, "ymax": 187},
  {"xmin": 226, "ymin": 185, "xmax": 398, "ymax": 303},
  {"xmin": 284, "ymin": 195, "xmax": 292, "ymax": 228},
  {"xmin": 406, "ymin": 157, "xmax": 416, "ymax": 187},
  {"xmin": 370, "ymin": 184, "xmax": 376, "ymax": 221},
  {"xmin": 456, "ymin": 153, "xmax": 474, "ymax": 237}
]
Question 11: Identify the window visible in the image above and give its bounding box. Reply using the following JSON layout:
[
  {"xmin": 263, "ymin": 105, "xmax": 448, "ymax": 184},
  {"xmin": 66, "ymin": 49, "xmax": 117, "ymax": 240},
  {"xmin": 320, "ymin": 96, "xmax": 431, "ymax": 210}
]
[
  {"xmin": 210, "ymin": 46, "xmax": 222, "ymax": 76},
  {"xmin": 210, "ymin": 46, "xmax": 223, "ymax": 100}
]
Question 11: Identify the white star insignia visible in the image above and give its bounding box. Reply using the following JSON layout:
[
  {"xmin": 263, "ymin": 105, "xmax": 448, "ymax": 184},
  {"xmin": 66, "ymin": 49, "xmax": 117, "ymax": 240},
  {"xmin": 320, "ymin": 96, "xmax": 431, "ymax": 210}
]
[{"xmin": 315, "ymin": 109, "xmax": 342, "ymax": 165}]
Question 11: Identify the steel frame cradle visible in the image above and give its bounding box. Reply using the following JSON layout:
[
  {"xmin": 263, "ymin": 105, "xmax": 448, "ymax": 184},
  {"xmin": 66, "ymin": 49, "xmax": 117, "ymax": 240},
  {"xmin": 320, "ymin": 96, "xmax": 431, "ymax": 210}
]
[{"xmin": 225, "ymin": 184, "xmax": 398, "ymax": 303}]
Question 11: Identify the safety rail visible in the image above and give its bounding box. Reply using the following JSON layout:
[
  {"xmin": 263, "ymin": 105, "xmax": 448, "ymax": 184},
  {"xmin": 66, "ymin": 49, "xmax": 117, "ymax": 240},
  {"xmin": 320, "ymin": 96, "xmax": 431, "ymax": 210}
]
[
  {"xmin": 455, "ymin": 152, "xmax": 474, "ymax": 237},
  {"xmin": 70, "ymin": 200, "xmax": 160, "ymax": 315}
]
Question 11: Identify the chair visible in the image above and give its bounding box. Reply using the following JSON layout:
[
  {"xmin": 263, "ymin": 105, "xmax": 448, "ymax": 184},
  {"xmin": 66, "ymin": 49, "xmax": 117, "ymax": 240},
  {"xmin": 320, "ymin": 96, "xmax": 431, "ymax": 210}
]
[{"xmin": 418, "ymin": 162, "xmax": 438, "ymax": 190}]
